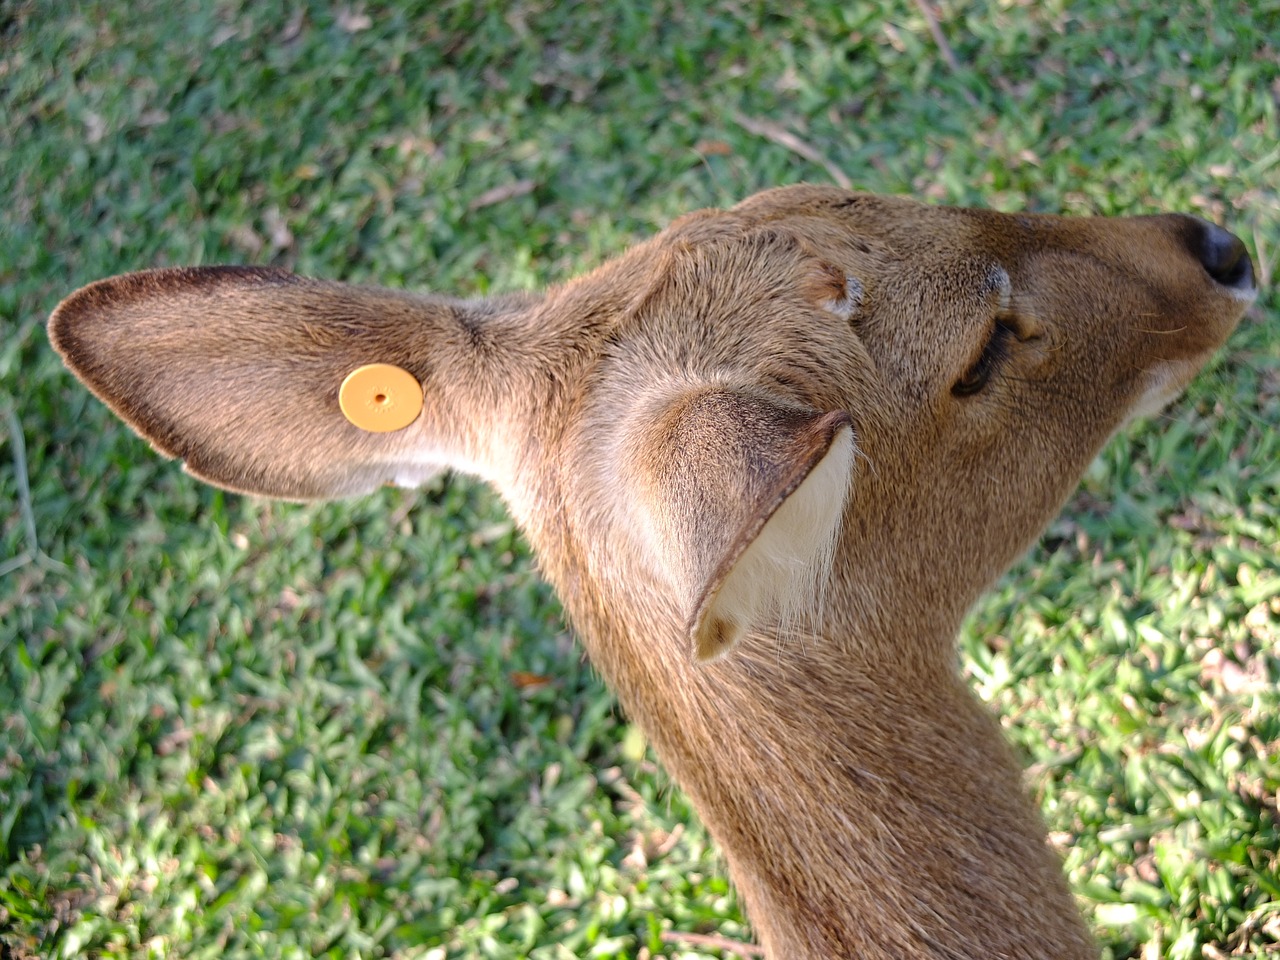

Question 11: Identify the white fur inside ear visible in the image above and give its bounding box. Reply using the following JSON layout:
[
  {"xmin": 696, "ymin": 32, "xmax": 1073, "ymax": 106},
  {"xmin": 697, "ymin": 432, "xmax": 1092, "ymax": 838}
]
[
  {"xmin": 822, "ymin": 276, "xmax": 864, "ymax": 321},
  {"xmin": 697, "ymin": 425, "xmax": 855, "ymax": 660}
]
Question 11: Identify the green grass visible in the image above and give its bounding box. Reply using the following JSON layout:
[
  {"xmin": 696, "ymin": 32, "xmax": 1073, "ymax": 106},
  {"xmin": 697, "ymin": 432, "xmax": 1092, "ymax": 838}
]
[{"xmin": 2, "ymin": 0, "xmax": 1278, "ymax": 957}]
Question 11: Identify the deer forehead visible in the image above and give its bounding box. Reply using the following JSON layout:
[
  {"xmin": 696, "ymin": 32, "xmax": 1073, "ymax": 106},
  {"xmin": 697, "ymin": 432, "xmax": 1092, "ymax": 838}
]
[{"xmin": 608, "ymin": 220, "xmax": 1015, "ymax": 380}]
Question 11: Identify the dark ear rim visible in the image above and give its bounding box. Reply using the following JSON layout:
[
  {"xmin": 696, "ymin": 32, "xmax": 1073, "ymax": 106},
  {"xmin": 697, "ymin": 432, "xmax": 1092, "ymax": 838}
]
[
  {"xmin": 48, "ymin": 266, "xmax": 302, "ymax": 464},
  {"xmin": 50, "ymin": 267, "xmax": 297, "ymax": 355},
  {"xmin": 685, "ymin": 408, "xmax": 853, "ymax": 653}
]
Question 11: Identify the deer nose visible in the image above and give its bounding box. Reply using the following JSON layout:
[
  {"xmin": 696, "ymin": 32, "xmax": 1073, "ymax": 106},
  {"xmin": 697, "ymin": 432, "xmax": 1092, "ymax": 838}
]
[{"xmin": 1191, "ymin": 218, "xmax": 1255, "ymax": 292}]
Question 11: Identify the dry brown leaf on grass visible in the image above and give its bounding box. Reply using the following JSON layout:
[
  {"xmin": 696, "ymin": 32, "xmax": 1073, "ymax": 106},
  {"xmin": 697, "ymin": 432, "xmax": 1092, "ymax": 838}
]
[
  {"xmin": 469, "ymin": 179, "xmax": 537, "ymax": 210},
  {"xmin": 729, "ymin": 111, "xmax": 851, "ymax": 190}
]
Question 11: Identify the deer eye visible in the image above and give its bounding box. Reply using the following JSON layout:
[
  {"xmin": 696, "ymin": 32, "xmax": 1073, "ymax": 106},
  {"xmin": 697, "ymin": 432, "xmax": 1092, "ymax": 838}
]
[{"xmin": 952, "ymin": 317, "xmax": 1015, "ymax": 397}]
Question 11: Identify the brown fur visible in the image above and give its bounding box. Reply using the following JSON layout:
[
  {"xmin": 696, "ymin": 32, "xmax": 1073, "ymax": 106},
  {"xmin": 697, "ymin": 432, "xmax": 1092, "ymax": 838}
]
[{"xmin": 48, "ymin": 185, "xmax": 1255, "ymax": 958}]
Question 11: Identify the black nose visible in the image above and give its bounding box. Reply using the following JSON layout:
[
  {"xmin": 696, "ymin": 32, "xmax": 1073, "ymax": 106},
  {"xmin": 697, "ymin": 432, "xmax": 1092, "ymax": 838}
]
[{"xmin": 1193, "ymin": 219, "xmax": 1255, "ymax": 291}]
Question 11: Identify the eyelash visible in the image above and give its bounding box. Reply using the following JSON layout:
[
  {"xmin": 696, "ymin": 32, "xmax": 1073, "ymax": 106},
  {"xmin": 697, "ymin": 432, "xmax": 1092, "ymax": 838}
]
[{"xmin": 951, "ymin": 318, "xmax": 1015, "ymax": 397}]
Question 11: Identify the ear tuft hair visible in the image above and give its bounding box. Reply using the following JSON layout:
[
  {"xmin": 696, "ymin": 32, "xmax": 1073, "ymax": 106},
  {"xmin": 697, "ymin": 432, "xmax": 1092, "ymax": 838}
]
[
  {"xmin": 689, "ymin": 413, "xmax": 854, "ymax": 661},
  {"xmin": 625, "ymin": 388, "xmax": 855, "ymax": 661}
]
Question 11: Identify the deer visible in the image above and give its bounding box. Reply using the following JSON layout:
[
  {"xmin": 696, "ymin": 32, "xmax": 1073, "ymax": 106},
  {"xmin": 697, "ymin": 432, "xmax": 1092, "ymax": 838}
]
[{"xmin": 49, "ymin": 183, "xmax": 1256, "ymax": 958}]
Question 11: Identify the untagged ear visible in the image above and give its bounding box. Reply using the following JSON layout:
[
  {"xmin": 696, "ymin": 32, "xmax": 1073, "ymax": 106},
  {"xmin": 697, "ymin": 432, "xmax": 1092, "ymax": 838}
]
[
  {"xmin": 631, "ymin": 389, "xmax": 855, "ymax": 661},
  {"xmin": 49, "ymin": 267, "xmax": 535, "ymax": 500}
]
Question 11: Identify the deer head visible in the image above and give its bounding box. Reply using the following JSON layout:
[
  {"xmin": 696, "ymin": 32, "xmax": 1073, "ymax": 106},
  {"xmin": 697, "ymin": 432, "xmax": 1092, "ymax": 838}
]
[{"xmin": 49, "ymin": 185, "xmax": 1255, "ymax": 958}]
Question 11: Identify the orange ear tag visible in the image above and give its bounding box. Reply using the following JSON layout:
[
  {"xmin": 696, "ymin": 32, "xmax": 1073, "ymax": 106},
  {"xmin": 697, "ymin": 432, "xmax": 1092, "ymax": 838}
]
[{"xmin": 338, "ymin": 364, "xmax": 424, "ymax": 433}]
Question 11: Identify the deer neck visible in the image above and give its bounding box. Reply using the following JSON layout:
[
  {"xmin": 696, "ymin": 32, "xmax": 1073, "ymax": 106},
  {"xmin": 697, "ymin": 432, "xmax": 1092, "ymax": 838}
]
[{"xmin": 559, "ymin": 595, "xmax": 1095, "ymax": 960}]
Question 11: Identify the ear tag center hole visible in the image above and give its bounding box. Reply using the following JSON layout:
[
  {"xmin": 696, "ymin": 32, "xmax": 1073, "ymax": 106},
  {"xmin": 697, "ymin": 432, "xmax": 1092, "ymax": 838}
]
[{"xmin": 339, "ymin": 364, "xmax": 423, "ymax": 433}]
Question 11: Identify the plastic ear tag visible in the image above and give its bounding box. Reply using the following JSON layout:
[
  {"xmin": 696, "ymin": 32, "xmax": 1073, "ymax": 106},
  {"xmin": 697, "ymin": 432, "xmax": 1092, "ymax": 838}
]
[{"xmin": 339, "ymin": 364, "xmax": 424, "ymax": 433}]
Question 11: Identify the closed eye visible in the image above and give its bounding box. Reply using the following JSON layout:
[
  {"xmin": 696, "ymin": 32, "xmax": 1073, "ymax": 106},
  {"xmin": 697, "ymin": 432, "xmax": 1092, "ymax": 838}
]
[{"xmin": 952, "ymin": 316, "xmax": 1016, "ymax": 397}]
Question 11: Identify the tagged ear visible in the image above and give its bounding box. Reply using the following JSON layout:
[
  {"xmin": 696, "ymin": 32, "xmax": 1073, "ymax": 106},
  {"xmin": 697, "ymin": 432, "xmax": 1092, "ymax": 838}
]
[
  {"xmin": 49, "ymin": 267, "xmax": 538, "ymax": 500},
  {"xmin": 632, "ymin": 389, "xmax": 855, "ymax": 661}
]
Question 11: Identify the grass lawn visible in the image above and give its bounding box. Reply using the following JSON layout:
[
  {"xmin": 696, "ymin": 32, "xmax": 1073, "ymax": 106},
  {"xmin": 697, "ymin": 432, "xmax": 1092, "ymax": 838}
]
[{"xmin": 2, "ymin": 1, "xmax": 1278, "ymax": 957}]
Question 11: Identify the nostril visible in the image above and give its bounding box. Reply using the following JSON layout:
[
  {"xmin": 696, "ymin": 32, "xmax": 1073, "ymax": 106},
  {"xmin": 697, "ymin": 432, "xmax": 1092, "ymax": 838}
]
[{"xmin": 1195, "ymin": 220, "xmax": 1255, "ymax": 290}]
